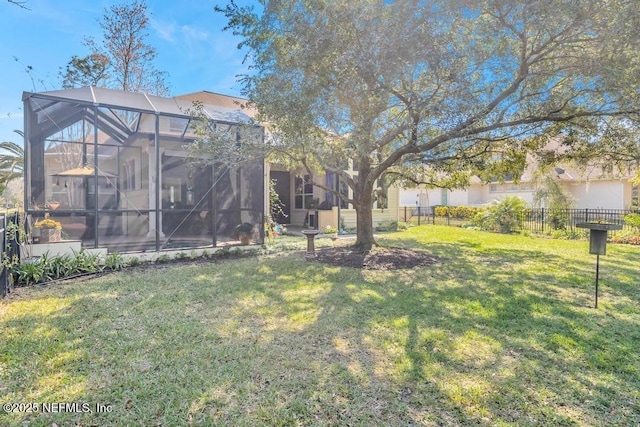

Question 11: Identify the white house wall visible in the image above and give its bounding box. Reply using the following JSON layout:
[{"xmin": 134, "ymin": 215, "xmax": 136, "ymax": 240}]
[
  {"xmin": 566, "ymin": 181, "xmax": 627, "ymax": 209},
  {"xmin": 448, "ymin": 189, "xmax": 469, "ymax": 206}
]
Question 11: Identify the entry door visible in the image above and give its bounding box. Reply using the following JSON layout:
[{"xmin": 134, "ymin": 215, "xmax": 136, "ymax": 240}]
[{"xmin": 270, "ymin": 171, "xmax": 291, "ymax": 224}]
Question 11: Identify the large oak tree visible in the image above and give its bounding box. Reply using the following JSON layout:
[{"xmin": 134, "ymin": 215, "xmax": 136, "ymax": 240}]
[{"xmin": 217, "ymin": 0, "xmax": 640, "ymax": 250}]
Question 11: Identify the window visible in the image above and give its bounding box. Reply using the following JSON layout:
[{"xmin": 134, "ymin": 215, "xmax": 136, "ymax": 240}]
[
  {"xmin": 122, "ymin": 159, "xmax": 136, "ymax": 191},
  {"xmin": 352, "ymin": 159, "xmax": 359, "ymax": 172},
  {"xmin": 169, "ymin": 117, "xmax": 188, "ymax": 134},
  {"xmin": 294, "ymin": 175, "xmax": 315, "ymax": 209},
  {"xmin": 490, "ymin": 184, "xmax": 500, "ymax": 192}
]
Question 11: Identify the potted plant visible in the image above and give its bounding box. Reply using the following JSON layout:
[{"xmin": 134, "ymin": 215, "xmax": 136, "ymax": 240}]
[
  {"xmin": 234, "ymin": 223, "xmax": 255, "ymax": 245},
  {"xmin": 33, "ymin": 218, "xmax": 62, "ymax": 243}
]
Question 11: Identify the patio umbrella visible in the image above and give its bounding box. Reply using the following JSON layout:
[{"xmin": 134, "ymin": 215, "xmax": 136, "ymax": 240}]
[{"xmin": 53, "ymin": 166, "xmax": 117, "ymax": 177}]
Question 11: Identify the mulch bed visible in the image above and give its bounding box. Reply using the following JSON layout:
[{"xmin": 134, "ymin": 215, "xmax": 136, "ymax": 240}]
[{"xmin": 314, "ymin": 246, "xmax": 441, "ymax": 270}]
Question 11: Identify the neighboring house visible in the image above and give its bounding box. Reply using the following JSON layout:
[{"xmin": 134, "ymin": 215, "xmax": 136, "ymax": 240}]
[
  {"xmin": 180, "ymin": 91, "xmax": 401, "ymax": 231},
  {"xmin": 24, "ymin": 87, "xmax": 265, "ymax": 253},
  {"xmin": 400, "ymin": 152, "xmax": 639, "ymax": 210}
]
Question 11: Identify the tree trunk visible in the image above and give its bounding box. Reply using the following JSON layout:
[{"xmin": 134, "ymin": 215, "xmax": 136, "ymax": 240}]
[{"xmin": 354, "ymin": 190, "xmax": 377, "ymax": 251}]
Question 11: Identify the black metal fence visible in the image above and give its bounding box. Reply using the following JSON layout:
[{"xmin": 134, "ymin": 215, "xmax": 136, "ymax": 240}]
[
  {"xmin": 398, "ymin": 206, "xmax": 638, "ymax": 234},
  {"xmin": 1, "ymin": 212, "xmax": 22, "ymax": 298}
]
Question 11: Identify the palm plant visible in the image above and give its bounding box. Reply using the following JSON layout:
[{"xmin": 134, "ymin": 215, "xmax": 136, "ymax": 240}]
[
  {"xmin": 478, "ymin": 196, "xmax": 529, "ymax": 233},
  {"xmin": 0, "ymin": 130, "xmax": 24, "ymax": 191}
]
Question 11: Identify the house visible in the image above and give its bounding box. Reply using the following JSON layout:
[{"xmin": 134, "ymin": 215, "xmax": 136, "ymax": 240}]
[
  {"xmin": 400, "ymin": 152, "xmax": 639, "ymax": 210},
  {"xmin": 23, "ymin": 87, "xmax": 266, "ymax": 253},
  {"xmin": 177, "ymin": 91, "xmax": 402, "ymax": 231},
  {"xmin": 23, "ymin": 87, "xmax": 402, "ymax": 256}
]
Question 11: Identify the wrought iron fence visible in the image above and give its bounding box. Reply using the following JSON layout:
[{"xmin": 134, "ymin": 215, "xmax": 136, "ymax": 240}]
[{"xmin": 398, "ymin": 206, "xmax": 638, "ymax": 234}]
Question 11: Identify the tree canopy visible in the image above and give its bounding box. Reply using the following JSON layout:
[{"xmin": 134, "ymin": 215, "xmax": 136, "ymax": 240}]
[
  {"xmin": 62, "ymin": 0, "xmax": 169, "ymax": 95},
  {"xmin": 218, "ymin": 0, "xmax": 640, "ymax": 249}
]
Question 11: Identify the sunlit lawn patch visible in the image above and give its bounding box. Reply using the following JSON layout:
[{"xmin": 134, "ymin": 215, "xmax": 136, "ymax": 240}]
[{"xmin": 1, "ymin": 226, "xmax": 639, "ymax": 425}]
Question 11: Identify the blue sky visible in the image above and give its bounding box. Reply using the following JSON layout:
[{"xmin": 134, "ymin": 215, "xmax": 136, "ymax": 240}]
[{"xmin": 0, "ymin": 0, "xmax": 253, "ymax": 145}]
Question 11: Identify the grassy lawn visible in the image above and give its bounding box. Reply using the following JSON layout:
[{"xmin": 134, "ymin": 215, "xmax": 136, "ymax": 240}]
[{"xmin": 1, "ymin": 226, "xmax": 639, "ymax": 426}]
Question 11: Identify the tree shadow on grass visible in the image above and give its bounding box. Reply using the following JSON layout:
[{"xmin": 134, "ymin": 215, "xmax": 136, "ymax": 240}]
[{"xmin": 2, "ymin": 246, "xmax": 639, "ymax": 425}]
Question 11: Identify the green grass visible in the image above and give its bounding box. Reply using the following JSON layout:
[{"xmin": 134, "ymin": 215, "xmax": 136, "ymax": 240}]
[{"xmin": 1, "ymin": 225, "xmax": 639, "ymax": 426}]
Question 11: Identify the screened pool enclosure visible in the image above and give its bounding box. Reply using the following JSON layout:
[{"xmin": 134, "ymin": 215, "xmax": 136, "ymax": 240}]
[{"xmin": 24, "ymin": 87, "xmax": 265, "ymax": 253}]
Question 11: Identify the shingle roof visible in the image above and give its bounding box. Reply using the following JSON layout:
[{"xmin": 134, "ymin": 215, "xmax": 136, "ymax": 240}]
[{"xmin": 175, "ymin": 91, "xmax": 257, "ymax": 118}]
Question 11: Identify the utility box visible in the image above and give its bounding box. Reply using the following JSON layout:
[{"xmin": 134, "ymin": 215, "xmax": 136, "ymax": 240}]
[
  {"xmin": 589, "ymin": 229, "xmax": 609, "ymax": 255},
  {"xmin": 576, "ymin": 222, "xmax": 623, "ymax": 255}
]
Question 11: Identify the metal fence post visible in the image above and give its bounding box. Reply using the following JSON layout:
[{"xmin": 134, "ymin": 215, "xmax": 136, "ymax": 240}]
[{"xmin": 417, "ymin": 206, "xmax": 421, "ymax": 226}]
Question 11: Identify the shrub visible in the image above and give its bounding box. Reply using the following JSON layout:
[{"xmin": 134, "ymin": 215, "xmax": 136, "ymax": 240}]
[
  {"xmin": 611, "ymin": 230, "xmax": 640, "ymax": 245},
  {"xmin": 14, "ymin": 250, "xmax": 106, "ymax": 286},
  {"xmin": 434, "ymin": 205, "xmax": 482, "ymax": 220},
  {"xmin": 451, "ymin": 206, "xmax": 481, "ymax": 219},
  {"xmin": 550, "ymin": 229, "xmax": 584, "ymax": 240},
  {"xmin": 623, "ymin": 213, "xmax": 640, "ymax": 232},
  {"xmin": 175, "ymin": 251, "xmax": 188, "ymax": 260},
  {"xmin": 72, "ymin": 250, "xmax": 102, "ymax": 273},
  {"xmin": 434, "ymin": 206, "xmax": 449, "ymax": 217},
  {"xmin": 156, "ymin": 254, "xmax": 171, "ymax": 263},
  {"xmin": 104, "ymin": 252, "xmax": 126, "ymax": 271},
  {"xmin": 476, "ymin": 196, "xmax": 528, "ymax": 233},
  {"xmin": 376, "ymin": 220, "xmax": 399, "ymax": 231},
  {"xmin": 396, "ymin": 221, "xmax": 411, "ymax": 231}
]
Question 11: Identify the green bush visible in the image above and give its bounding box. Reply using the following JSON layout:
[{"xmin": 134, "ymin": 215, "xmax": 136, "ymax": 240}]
[
  {"xmin": 434, "ymin": 206, "xmax": 449, "ymax": 217},
  {"xmin": 611, "ymin": 230, "xmax": 640, "ymax": 245},
  {"xmin": 104, "ymin": 252, "xmax": 126, "ymax": 271},
  {"xmin": 434, "ymin": 205, "xmax": 482, "ymax": 220},
  {"xmin": 14, "ymin": 250, "xmax": 106, "ymax": 286},
  {"xmin": 550, "ymin": 229, "xmax": 585, "ymax": 240},
  {"xmin": 376, "ymin": 220, "xmax": 399, "ymax": 231},
  {"xmin": 623, "ymin": 213, "xmax": 640, "ymax": 232},
  {"xmin": 451, "ymin": 206, "xmax": 481, "ymax": 219},
  {"xmin": 396, "ymin": 221, "xmax": 411, "ymax": 231},
  {"xmin": 156, "ymin": 254, "xmax": 171, "ymax": 263},
  {"xmin": 476, "ymin": 196, "xmax": 528, "ymax": 233}
]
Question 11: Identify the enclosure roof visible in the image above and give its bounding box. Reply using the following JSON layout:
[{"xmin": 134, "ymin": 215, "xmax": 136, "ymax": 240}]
[{"xmin": 23, "ymin": 86, "xmax": 253, "ymax": 124}]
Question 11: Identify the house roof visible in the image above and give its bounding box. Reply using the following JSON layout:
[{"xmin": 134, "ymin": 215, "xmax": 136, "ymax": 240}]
[{"xmin": 175, "ymin": 91, "xmax": 258, "ymax": 118}]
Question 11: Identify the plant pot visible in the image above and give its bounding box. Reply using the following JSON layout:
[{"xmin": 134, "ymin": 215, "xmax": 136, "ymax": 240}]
[{"xmin": 39, "ymin": 228, "xmax": 61, "ymax": 243}]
